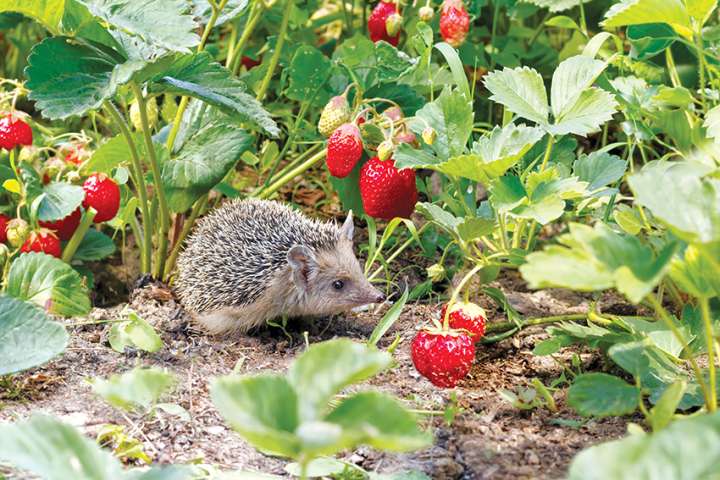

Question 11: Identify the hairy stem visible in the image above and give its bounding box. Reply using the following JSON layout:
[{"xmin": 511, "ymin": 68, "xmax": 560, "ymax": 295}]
[
  {"xmin": 104, "ymin": 101, "xmax": 152, "ymax": 273},
  {"xmin": 255, "ymin": 0, "xmax": 293, "ymax": 101},
  {"xmin": 230, "ymin": 0, "xmax": 264, "ymax": 75},
  {"xmin": 256, "ymin": 148, "xmax": 327, "ymax": 199},
  {"xmin": 130, "ymin": 82, "xmax": 171, "ymax": 278},
  {"xmin": 701, "ymin": 296, "xmax": 717, "ymax": 412}
]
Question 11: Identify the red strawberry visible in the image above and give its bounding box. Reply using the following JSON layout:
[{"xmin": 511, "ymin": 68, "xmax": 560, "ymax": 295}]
[
  {"xmin": 63, "ymin": 143, "xmax": 89, "ymax": 165},
  {"xmin": 39, "ymin": 208, "xmax": 82, "ymax": 241},
  {"xmin": 359, "ymin": 156, "xmax": 417, "ymax": 219},
  {"xmin": 411, "ymin": 329, "xmax": 475, "ymax": 388},
  {"xmin": 368, "ymin": 1, "xmax": 400, "ymax": 46},
  {"xmin": 82, "ymin": 173, "xmax": 120, "ymax": 223},
  {"xmin": 326, "ymin": 123, "xmax": 364, "ymax": 178},
  {"xmin": 241, "ymin": 56, "xmax": 261, "ymax": 70},
  {"xmin": 21, "ymin": 230, "xmax": 62, "ymax": 258},
  {"xmin": 0, "ymin": 112, "xmax": 32, "ymax": 150},
  {"xmin": 441, "ymin": 301, "xmax": 487, "ymax": 340},
  {"xmin": 439, "ymin": 0, "xmax": 470, "ymax": 48},
  {"xmin": 0, "ymin": 214, "xmax": 9, "ymax": 243}
]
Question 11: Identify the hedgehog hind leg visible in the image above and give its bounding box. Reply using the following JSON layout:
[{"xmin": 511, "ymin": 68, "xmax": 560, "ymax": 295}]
[{"xmin": 193, "ymin": 307, "xmax": 263, "ymax": 335}]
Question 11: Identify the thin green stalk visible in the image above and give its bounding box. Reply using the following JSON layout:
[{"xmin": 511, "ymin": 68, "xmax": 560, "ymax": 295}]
[
  {"xmin": 443, "ymin": 264, "xmax": 484, "ymax": 329},
  {"xmin": 130, "ymin": 82, "xmax": 171, "ymax": 278},
  {"xmin": 511, "ymin": 219, "xmax": 526, "ymax": 249},
  {"xmin": 485, "ymin": 313, "xmax": 589, "ymax": 334},
  {"xmin": 368, "ymin": 223, "xmax": 430, "ymax": 280},
  {"xmin": 539, "ymin": 135, "xmax": 555, "ymax": 171},
  {"xmin": 647, "ymin": 295, "xmax": 711, "ymax": 411},
  {"xmin": 104, "ymin": 101, "xmax": 152, "ymax": 273},
  {"xmin": 578, "ymin": 0, "xmax": 587, "ymax": 37},
  {"xmin": 256, "ymin": 148, "xmax": 327, "ymax": 199},
  {"xmin": 665, "ymin": 47, "xmax": 682, "ymax": 87},
  {"xmin": 61, "ymin": 208, "xmax": 97, "ymax": 263},
  {"xmin": 695, "ymin": 32, "xmax": 708, "ymax": 112},
  {"xmin": 701, "ymin": 297, "xmax": 717, "ymax": 412},
  {"xmin": 163, "ymin": 194, "xmax": 208, "ymax": 280},
  {"xmin": 229, "ymin": 0, "xmax": 264, "ymax": 75},
  {"xmin": 255, "ymin": 0, "xmax": 293, "ymax": 101},
  {"xmin": 497, "ymin": 213, "xmax": 510, "ymax": 252}
]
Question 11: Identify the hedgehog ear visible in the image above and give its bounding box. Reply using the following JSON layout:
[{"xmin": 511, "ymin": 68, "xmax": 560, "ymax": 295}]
[
  {"xmin": 340, "ymin": 210, "xmax": 354, "ymax": 242},
  {"xmin": 287, "ymin": 245, "xmax": 317, "ymax": 287}
]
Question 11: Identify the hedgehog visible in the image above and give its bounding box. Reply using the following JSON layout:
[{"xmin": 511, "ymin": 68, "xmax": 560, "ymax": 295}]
[{"xmin": 174, "ymin": 199, "xmax": 385, "ymax": 334}]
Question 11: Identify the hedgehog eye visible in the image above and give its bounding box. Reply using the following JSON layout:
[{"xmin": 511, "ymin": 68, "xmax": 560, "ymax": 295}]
[{"xmin": 333, "ymin": 280, "xmax": 345, "ymax": 290}]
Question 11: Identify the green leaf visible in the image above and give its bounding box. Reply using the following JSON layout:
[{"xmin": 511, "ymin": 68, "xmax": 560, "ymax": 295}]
[
  {"xmin": 434, "ymin": 42, "xmax": 470, "ymax": 99},
  {"xmin": 90, "ymin": 367, "xmax": 176, "ymax": 412},
  {"xmin": 568, "ymin": 373, "xmax": 640, "ymax": 417},
  {"xmin": 569, "ymin": 411, "xmax": 720, "ymax": 479},
  {"xmin": 602, "ymin": 0, "xmax": 693, "ymax": 39},
  {"xmin": 6, "ymin": 253, "xmax": 91, "ymax": 316},
  {"xmin": 686, "ymin": 0, "xmax": 717, "ymax": 24},
  {"xmin": 628, "ymin": 24, "xmax": 677, "ymax": 60},
  {"xmin": 368, "ymin": 287, "xmax": 408, "ymax": 346},
  {"xmin": 286, "ymin": 45, "xmax": 331, "ymax": 103},
  {"xmin": 211, "ymin": 374, "xmax": 301, "ymax": 458},
  {"xmin": 108, "ymin": 311, "xmax": 163, "ymax": 353},
  {"xmin": 73, "ymin": 230, "xmax": 116, "ymax": 261},
  {"xmin": 411, "ymin": 88, "xmax": 473, "ymax": 159},
  {"xmin": 288, "ymin": 339, "xmax": 392, "ymax": 421},
  {"xmin": 520, "ymin": 223, "xmax": 674, "ymax": 303},
  {"xmin": 0, "ymin": 296, "xmax": 68, "ymax": 376},
  {"xmin": 483, "ymin": 66, "xmax": 549, "ymax": 126},
  {"xmin": 285, "ymin": 458, "xmax": 348, "ymax": 478},
  {"xmin": 668, "ymin": 245, "xmax": 720, "ymax": 298},
  {"xmin": 628, "ymin": 161, "xmax": 720, "ymax": 244},
  {"xmin": 551, "ymin": 56, "xmax": 608, "ymax": 121},
  {"xmin": 468, "ymin": 123, "xmax": 545, "ymax": 183},
  {"xmin": 0, "ymin": 414, "xmax": 126, "ymax": 480},
  {"xmin": 545, "ymin": 15, "xmax": 581, "ymax": 29},
  {"xmin": 325, "ymin": 392, "xmax": 432, "ymax": 452},
  {"xmin": 150, "ymin": 52, "xmax": 279, "ymax": 136},
  {"xmin": 703, "ymin": 104, "xmax": 720, "ymax": 143},
  {"xmin": 37, "ymin": 182, "xmax": 85, "ymax": 222},
  {"xmin": 649, "ymin": 381, "xmax": 686, "ymax": 431},
  {"xmin": 162, "ymin": 123, "xmax": 253, "ymax": 212},
  {"xmin": 393, "ymin": 143, "xmax": 442, "ymax": 171},
  {"xmin": 522, "ymin": 0, "xmax": 585, "ymax": 13},
  {"xmin": 573, "ymin": 151, "xmax": 627, "ymax": 191},
  {"xmin": 26, "ymin": 37, "xmax": 136, "ymax": 120},
  {"xmin": 76, "ymin": 0, "xmax": 199, "ymax": 53},
  {"xmin": 0, "ymin": 0, "xmax": 65, "ymax": 33},
  {"xmin": 190, "ymin": 0, "xmax": 248, "ymax": 27},
  {"xmin": 549, "ymin": 88, "xmax": 618, "ymax": 137},
  {"xmin": 83, "ymin": 133, "xmax": 142, "ymax": 175}
]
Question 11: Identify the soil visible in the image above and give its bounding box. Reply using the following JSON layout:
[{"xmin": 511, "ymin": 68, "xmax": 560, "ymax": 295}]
[{"xmin": 0, "ymin": 278, "xmax": 631, "ymax": 480}]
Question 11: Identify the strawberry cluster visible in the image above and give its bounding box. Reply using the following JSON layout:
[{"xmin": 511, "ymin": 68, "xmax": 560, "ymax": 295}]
[
  {"xmin": 0, "ymin": 112, "xmax": 120, "ymax": 258},
  {"xmin": 320, "ymin": 95, "xmax": 418, "ymax": 220},
  {"xmin": 411, "ymin": 301, "xmax": 487, "ymax": 388}
]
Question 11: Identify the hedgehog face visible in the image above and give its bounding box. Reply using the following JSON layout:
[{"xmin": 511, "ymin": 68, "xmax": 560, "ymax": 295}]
[{"xmin": 287, "ymin": 239, "xmax": 385, "ymax": 316}]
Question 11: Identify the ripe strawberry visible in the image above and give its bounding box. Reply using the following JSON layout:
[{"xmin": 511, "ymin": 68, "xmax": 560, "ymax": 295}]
[
  {"xmin": 439, "ymin": 0, "xmax": 470, "ymax": 48},
  {"xmin": 82, "ymin": 173, "xmax": 120, "ymax": 223},
  {"xmin": 368, "ymin": 1, "xmax": 400, "ymax": 46},
  {"xmin": 318, "ymin": 95, "xmax": 351, "ymax": 138},
  {"xmin": 0, "ymin": 112, "xmax": 32, "ymax": 150},
  {"xmin": 441, "ymin": 301, "xmax": 487, "ymax": 340},
  {"xmin": 39, "ymin": 208, "xmax": 82, "ymax": 241},
  {"xmin": 63, "ymin": 143, "xmax": 90, "ymax": 165},
  {"xmin": 241, "ymin": 55, "xmax": 261, "ymax": 69},
  {"xmin": 359, "ymin": 156, "xmax": 417, "ymax": 219},
  {"xmin": 326, "ymin": 123, "xmax": 363, "ymax": 178},
  {"xmin": 0, "ymin": 214, "xmax": 9, "ymax": 243},
  {"xmin": 411, "ymin": 329, "xmax": 475, "ymax": 388},
  {"xmin": 21, "ymin": 230, "xmax": 61, "ymax": 258}
]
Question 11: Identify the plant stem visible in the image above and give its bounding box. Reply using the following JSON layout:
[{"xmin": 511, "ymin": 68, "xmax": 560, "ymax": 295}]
[
  {"xmin": 443, "ymin": 264, "xmax": 484, "ymax": 329},
  {"xmin": 695, "ymin": 31, "xmax": 708, "ymax": 112},
  {"xmin": 104, "ymin": 101, "xmax": 152, "ymax": 273},
  {"xmin": 646, "ymin": 294, "xmax": 711, "ymax": 411},
  {"xmin": 368, "ymin": 223, "xmax": 430, "ymax": 280},
  {"xmin": 166, "ymin": 0, "xmax": 227, "ymax": 152},
  {"xmin": 230, "ymin": 0, "xmax": 264, "ymax": 75},
  {"xmin": 163, "ymin": 194, "xmax": 208, "ymax": 280},
  {"xmin": 256, "ymin": 148, "xmax": 327, "ymax": 199},
  {"xmin": 539, "ymin": 135, "xmax": 555, "ymax": 171},
  {"xmin": 130, "ymin": 82, "xmax": 171, "ymax": 278},
  {"xmin": 61, "ymin": 208, "xmax": 97, "ymax": 263},
  {"xmin": 255, "ymin": 0, "xmax": 293, "ymax": 101},
  {"xmin": 485, "ymin": 313, "xmax": 589, "ymax": 334},
  {"xmin": 701, "ymin": 296, "xmax": 717, "ymax": 412}
]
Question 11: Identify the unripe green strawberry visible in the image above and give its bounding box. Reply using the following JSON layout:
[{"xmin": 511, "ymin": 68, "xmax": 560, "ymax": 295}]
[
  {"xmin": 318, "ymin": 95, "xmax": 351, "ymax": 137},
  {"xmin": 427, "ymin": 263, "xmax": 445, "ymax": 282},
  {"xmin": 385, "ymin": 13, "xmax": 403, "ymax": 37},
  {"xmin": 377, "ymin": 140, "xmax": 394, "ymax": 161},
  {"xmin": 0, "ymin": 243, "xmax": 9, "ymax": 264},
  {"xmin": 7, "ymin": 218, "xmax": 30, "ymax": 248},
  {"xmin": 422, "ymin": 126, "xmax": 437, "ymax": 145},
  {"xmin": 419, "ymin": 5, "xmax": 434, "ymax": 21},
  {"xmin": 129, "ymin": 97, "xmax": 158, "ymax": 131}
]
